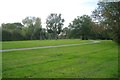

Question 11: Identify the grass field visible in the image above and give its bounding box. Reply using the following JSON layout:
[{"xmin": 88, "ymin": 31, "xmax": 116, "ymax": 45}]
[
  {"xmin": 2, "ymin": 39, "xmax": 90, "ymax": 50},
  {"xmin": 2, "ymin": 40, "xmax": 118, "ymax": 78}
]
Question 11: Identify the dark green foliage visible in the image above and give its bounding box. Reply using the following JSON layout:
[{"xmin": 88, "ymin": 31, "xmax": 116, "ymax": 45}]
[
  {"xmin": 68, "ymin": 15, "xmax": 93, "ymax": 39},
  {"xmin": 46, "ymin": 13, "xmax": 64, "ymax": 39},
  {"xmin": 2, "ymin": 29, "xmax": 12, "ymax": 41},
  {"xmin": 2, "ymin": 23, "xmax": 24, "ymax": 41},
  {"xmin": 2, "ymin": 17, "xmax": 48, "ymax": 41},
  {"xmin": 11, "ymin": 30, "xmax": 24, "ymax": 41},
  {"xmin": 22, "ymin": 16, "xmax": 42, "ymax": 40},
  {"xmin": 92, "ymin": 2, "xmax": 120, "ymax": 43}
]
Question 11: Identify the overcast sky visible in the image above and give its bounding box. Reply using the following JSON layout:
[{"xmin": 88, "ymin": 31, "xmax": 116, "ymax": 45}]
[{"xmin": 0, "ymin": 0, "xmax": 99, "ymax": 28}]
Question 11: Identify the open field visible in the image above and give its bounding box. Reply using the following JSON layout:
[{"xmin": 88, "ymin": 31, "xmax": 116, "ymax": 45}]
[
  {"xmin": 2, "ymin": 40, "xmax": 118, "ymax": 78},
  {"xmin": 2, "ymin": 39, "xmax": 90, "ymax": 50}
]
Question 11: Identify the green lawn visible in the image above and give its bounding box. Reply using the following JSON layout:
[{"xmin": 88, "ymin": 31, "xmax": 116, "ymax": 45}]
[
  {"xmin": 2, "ymin": 40, "xmax": 118, "ymax": 78},
  {"xmin": 2, "ymin": 39, "xmax": 90, "ymax": 50}
]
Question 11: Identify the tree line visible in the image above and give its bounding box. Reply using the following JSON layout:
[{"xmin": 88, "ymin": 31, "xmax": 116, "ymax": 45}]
[{"xmin": 1, "ymin": 1, "xmax": 120, "ymax": 44}]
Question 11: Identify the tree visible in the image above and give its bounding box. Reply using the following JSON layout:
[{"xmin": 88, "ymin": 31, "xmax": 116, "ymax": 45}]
[
  {"xmin": 22, "ymin": 17, "xmax": 42, "ymax": 40},
  {"xmin": 2, "ymin": 23, "xmax": 24, "ymax": 41},
  {"xmin": 22, "ymin": 16, "xmax": 36, "ymax": 40},
  {"xmin": 2, "ymin": 23, "xmax": 23, "ymax": 31},
  {"xmin": 92, "ymin": 1, "xmax": 120, "ymax": 43},
  {"xmin": 68, "ymin": 15, "xmax": 93, "ymax": 39},
  {"xmin": 2, "ymin": 16, "xmax": 43, "ymax": 41},
  {"xmin": 91, "ymin": 21, "xmax": 112, "ymax": 40},
  {"xmin": 46, "ymin": 13, "xmax": 64, "ymax": 39},
  {"xmin": 59, "ymin": 27, "xmax": 70, "ymax": 39},
  {"xmin": 32, "ymin": 17, "xmax": 42, "ymax": 40},
  {"xmin": 2, "ymin": 29, "xmax": 12, "ymax": 41}
]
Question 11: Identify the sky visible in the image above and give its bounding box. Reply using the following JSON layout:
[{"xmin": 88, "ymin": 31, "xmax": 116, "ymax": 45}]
[{"xmin": 0, "ymin": 0, "xmax": 99, "ymax": 28}]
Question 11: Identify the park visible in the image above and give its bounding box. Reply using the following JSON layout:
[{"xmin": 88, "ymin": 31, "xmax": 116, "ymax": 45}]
[{"xmin": 0, "ymin": 0, "xmax": 119, "ymax": 79}]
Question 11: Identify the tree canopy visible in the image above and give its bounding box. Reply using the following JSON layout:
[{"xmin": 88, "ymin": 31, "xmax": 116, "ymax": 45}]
[
  {"xmin": 68, "ymin": 15, "xmax": 93, "ymax": 39},
  {"xmin": 92, "ymin": 1, "xmax": 120, "ymax": 43},
  {"xmin": 46, "ymin": 13, "xmax": 64, "ymax": 39}
]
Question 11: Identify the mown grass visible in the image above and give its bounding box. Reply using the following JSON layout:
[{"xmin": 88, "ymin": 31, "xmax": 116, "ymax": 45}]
[
  {"xmin": 2, "ymin": 40, "xmax": 118, "ymax": 78},
  {"xmin": 2, "ymin": 39, "xmax": 90, "ymax": 50}
]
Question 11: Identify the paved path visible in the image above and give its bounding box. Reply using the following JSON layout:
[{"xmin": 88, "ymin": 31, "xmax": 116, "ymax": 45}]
[{"xmin": 1, "ymin": 41, "xmax": 100, "ymax": 52}]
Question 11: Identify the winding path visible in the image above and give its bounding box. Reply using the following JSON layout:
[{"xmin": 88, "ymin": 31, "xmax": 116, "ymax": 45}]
[{"xmin": 1, "ymin": 41, "xmax": 100, "ymax": 52}]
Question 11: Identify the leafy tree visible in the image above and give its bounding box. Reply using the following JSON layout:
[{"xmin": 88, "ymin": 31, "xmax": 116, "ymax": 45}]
[
  {"xmin": 92, "ymin": 1, "xmax": 120, "ymax": 43},
  {"xmin": 2, "ymin": 29, "xmax": 12, "ymax": 41},
  {"xmin": 22, "ymin": 16, "xmax": 36, "ymax": 40},
  {"xmin": 2, "ymin": 23, "xmax": 23, "ymax": 31},
  {"xmin": 2, "ymin": 16, "xmax": 46, "ymax": 41},
  {"xmin": 59, "ymin": 27, "xmax": 70, "ymax": 39},
  {"xmin": 91, "ymin": 22, "xmax": 112, "ymax": 40},
  {"xmin": 22, "ymin": 17, "xmax": 43, "ymax": 40},
  {"xmin": 68, "ymin": 15, "xmax": 93, "ymax": 39},
  {"xmin": 32, "ymin": 17, "xmax": 42, "ymax": 40},
  {"xmin": 46, "ymin": 13, "xmax": 64, "ymax": 39},
  {"xmin": 2, "ymin": 16, "xmax": 44, "ymax": 41},
  {"xmin": 2, "ymin": 23, "xmax": 24, "ymax": 41}
]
